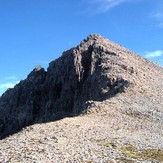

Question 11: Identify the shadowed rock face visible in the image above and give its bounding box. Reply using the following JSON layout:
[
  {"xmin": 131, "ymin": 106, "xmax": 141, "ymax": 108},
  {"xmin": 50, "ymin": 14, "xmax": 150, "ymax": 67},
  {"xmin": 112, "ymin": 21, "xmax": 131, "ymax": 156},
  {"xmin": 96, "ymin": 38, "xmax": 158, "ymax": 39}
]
[{"xmin": 1, "ymin": 34, "xmax": 158, "ymax": 139}]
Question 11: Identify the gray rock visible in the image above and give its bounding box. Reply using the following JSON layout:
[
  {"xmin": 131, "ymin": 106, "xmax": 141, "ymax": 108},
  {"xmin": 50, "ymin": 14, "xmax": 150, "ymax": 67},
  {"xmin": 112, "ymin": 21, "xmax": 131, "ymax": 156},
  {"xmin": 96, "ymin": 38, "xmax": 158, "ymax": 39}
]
[{"xmin": 0, "ymin": 34, "xmax": 162, "ymax": 139}]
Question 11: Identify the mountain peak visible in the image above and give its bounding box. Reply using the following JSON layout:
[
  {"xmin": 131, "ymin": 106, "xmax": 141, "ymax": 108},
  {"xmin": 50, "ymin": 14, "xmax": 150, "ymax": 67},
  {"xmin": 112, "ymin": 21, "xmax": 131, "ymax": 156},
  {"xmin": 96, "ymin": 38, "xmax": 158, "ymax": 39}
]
[
  {"xmin": 81, "ymin": 33, "xmax": 109, "ymax": 45},
  {"xmin": 0, "ymin": 34, "xmax": 162, "ymax": 139},
  {"xmin": 87, "ymin": 33, "xmax": 103, "ymax": 39}
]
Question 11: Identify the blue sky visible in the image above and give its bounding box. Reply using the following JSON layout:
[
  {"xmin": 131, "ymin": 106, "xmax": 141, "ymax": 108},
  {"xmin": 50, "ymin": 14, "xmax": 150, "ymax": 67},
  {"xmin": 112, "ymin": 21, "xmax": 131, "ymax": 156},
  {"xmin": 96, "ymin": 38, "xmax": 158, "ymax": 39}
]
[{"xmin": 0, "ymin": 0, "xmax": 163, "ymax": 95}]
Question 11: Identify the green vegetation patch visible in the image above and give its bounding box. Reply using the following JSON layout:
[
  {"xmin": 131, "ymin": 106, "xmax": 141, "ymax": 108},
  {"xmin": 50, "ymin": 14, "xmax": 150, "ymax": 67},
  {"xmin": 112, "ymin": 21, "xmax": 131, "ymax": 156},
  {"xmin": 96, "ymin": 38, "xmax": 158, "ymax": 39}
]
[
  {"xmin": 120, "ymin": 145, "xmax": 138, "ymax": 159},
  {"xmin": 99, "ymin": 140, "xmax": 163, "ymax": 162},
  {"xmin": 121, "ymin": 146, "xmax": 136, "ymax": 152},
  {"xmin": 138, "ymin": 149, "xmax": 163, "ymax": 162},
  {"xmin": 120, "ymin": 146, "xmax": 163, "ymax": 162}
]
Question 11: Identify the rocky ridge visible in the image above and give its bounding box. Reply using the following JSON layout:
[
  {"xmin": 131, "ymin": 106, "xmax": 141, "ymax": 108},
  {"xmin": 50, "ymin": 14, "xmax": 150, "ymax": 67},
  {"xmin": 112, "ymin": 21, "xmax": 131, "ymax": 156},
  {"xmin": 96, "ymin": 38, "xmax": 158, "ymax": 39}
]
[
  {"xmin": 0, "ymin": 34, "xmax": 163, "ymax": 162},
  {"xmin": 0, "ymin": 34, "xmax": 134, "ymax": 139}
]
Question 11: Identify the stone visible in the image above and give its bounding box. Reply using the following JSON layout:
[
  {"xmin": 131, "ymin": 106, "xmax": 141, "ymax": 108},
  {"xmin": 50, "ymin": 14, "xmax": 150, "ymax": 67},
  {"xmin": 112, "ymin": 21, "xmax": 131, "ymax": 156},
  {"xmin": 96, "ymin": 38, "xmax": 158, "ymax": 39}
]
[{"xmin": 0, "ymin": 34, "xmax": 162, "ymax": 139}]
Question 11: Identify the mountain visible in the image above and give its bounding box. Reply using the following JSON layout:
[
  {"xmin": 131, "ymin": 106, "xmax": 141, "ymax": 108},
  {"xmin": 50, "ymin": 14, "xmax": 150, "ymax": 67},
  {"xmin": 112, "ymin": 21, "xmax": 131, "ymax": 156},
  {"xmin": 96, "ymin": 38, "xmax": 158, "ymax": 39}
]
[{"xmin": 0, "ymin": 34, "xmax": 163, "ymax": 162}]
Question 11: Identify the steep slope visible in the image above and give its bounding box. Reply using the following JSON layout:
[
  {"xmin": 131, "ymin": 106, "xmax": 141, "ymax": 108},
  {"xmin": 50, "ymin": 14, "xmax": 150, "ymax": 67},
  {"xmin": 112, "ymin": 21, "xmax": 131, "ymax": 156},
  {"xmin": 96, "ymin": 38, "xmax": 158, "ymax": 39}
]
[{"xmin": 0, "ymin": 34, "xmax": 163, "ymax": 140}]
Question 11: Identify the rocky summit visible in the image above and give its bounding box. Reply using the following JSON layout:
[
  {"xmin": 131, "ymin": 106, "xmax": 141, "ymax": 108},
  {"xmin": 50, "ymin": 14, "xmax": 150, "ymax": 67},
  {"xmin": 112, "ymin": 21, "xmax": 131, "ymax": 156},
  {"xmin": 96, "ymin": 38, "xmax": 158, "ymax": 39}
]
[
  {"xmin": 0, "ymin": 34, "xmax": 130, "ymax": 139},
  {"xmin": 0, "ymin": 34, "xmax": 163, "ymax": 162}
]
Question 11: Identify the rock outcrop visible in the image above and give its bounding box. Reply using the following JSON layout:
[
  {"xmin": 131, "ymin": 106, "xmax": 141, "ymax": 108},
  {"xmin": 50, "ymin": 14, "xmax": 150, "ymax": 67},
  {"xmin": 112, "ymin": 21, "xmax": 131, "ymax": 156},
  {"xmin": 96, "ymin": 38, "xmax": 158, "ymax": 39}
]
[{"xmin": 0, "ymin": 34, "xmax": 163, "ymax": 139}]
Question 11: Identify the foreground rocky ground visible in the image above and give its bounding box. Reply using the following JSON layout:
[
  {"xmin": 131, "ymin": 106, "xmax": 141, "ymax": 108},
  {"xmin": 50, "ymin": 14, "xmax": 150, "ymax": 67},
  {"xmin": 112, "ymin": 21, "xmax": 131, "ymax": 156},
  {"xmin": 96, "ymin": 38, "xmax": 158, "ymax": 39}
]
[{"xmin": 0, "ymin": 93, "xmax": 163, "ymax": 162}]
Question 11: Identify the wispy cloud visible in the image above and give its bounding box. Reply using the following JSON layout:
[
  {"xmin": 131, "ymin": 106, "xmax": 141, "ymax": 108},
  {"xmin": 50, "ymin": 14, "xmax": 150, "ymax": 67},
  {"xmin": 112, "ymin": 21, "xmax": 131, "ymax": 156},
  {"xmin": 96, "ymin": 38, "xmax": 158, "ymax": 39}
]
[
  {"xmin": 83, "ymin": 0, "xmax": 139, "ymax": 14},
  {"xmin": 0, "ymin": 76, "xmax": 20, "ymax": 95},
  {"xmin": 5, "ymin": 76, "xmax": 18, "ymax": 80},
  {"xmin": 0, "ymin": 83, "xmax": 16, "ymax": 89},
  {"xmin": 151, "ymin": 12, "xmax": 163, "ymax": 20},
  {"xmin": 145, "ymin": 50, "xmax": 163, "ymax": 58},
  {"xmin": 94, "ymin": 0, "xmax": 130, "ymax": 13},
  {"xmin": 150, "ymin": 11, "xmax": 163, "ymax": 28}
]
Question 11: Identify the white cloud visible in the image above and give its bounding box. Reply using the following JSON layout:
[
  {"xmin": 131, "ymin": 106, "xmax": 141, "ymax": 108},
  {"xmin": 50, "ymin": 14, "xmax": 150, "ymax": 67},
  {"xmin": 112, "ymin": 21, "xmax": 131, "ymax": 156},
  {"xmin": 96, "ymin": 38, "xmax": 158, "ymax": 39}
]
[
  {"xmin": 0, "ymin": 76, "xmax": 20, "ymax": 95},
  {"xmin": 151, "ymin": 12, "xmax": 163, "ymax": 20},
  {"xmin": 150, "ymin": 11, "xmax": 163, "ymax": 29},
  {"xmin": 5, "ymin": 76, "xmax": 17, "ymax": 80},
  {"xmin": 84, "ymin": 0, "xmax": 138, "ymax": 14},
  {"xmin": 0, "ymin": 83, "xmax": 16, "ymax": 89},
  {"xmin": 0, "ymin": 81, "xmax": 19, "ymax": 95},
  {"xmin": 95, "ymin": 0, "xmax": 130, "ymax": 13},
  {"xmin": 145, "ymin": 50, "xmax": 163, "ymax": 58}
]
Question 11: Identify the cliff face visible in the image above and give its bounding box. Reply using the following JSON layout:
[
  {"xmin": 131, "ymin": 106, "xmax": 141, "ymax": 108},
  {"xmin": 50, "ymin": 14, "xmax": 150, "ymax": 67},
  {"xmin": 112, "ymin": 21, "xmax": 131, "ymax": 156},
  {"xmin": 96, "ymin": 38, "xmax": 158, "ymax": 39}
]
[{"xmin": 0, "ymin": 34, "xmax": 163, "ymax": 139}]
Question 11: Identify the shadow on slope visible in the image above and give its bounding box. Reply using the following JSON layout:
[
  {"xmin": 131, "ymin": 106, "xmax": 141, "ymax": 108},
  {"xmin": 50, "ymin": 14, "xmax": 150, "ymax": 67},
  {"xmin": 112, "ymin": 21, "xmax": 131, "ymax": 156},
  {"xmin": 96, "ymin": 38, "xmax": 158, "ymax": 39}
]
[
  {"xmin": 0, "ymin": 40, "xmax": 130, "ymax": 140},
  {"xmin": 0, "ymin": 78, "xmax": 129, "ymax": 140}
]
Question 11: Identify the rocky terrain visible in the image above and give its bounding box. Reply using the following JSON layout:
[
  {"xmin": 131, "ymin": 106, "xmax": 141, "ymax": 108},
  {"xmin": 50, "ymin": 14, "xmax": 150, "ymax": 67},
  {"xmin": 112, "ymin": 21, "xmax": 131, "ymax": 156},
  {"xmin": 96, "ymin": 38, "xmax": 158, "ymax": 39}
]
[{"xmin": 0, "ymin": 34, "xmax": 163, "ymax": 162}]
